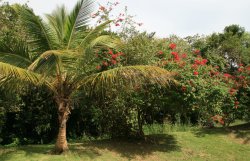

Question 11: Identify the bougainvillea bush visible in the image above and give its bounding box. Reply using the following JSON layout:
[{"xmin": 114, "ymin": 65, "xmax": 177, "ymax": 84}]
[{"xmin": 156, "ymin": 40, "xmax": 250, "ymax": 127}]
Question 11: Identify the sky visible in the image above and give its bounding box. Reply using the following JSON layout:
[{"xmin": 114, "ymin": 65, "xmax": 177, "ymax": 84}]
[{"xmin": 4, "ymin": 0, "xmax": 250, "ymax": 38}]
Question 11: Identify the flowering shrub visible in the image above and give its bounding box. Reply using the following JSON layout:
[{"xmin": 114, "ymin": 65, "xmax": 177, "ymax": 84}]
[
  {"xmin": 95, "ymin": 48, "xmax": 125, "ymax": 71},
  {"xmin": 91, "ymin": 1, "xmax": 143, "ymax": 40},
  {"xmin": 156, "ymin": 41, "xmax": 250, "ymax": 126}
]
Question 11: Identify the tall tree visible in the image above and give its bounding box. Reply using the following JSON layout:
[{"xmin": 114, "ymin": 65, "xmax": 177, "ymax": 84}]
[{"xmin": 0, "ymin": 0, "xmax": 176, "ymax": 153}]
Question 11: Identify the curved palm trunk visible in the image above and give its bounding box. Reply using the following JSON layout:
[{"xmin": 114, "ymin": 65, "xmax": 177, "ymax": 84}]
[{"xmin": 54, "ymin": 100, "xmax": 70, "ymax": 153}]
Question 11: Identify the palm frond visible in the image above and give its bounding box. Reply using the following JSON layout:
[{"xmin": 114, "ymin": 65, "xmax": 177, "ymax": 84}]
[
  {"xmin": 65, "ymin": 0, "xmax": 95, "ymax": 49},
  {"xmin": 46, "ymin": 6, "xmax": 68, "ymax": 47},
  {"xmin": 89, "ymin": 35, "xmax": 124, "ymax": 49},
  {"xmin": 79, "ymin": 20, "xmax": 112, "ymax": 50},
  {"xmin": 13, "ymin": 5, "xmax": 57, "ymax": 53},
  {"xmin": 73, "ymin": 65, "xmax": 177, "ymax": 95},
  {"xmin": 0, "ymin": 39, "xmax": 32, "ymax": 67},
  {"xmin": 28, "ymin": 50, "xmax": 79, "ymax": 77},
  {"xmin": 0, "ymin": 62, "xmax": 42, "ymax": 86}
]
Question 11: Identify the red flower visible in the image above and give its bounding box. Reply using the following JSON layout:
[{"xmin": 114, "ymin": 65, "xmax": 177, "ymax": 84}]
[
  {"xmin": 210, "ymin": 71, "xmax": 219, "ymax": 77},
  {"xmin": 96, "ymin": 65, "xmax": 101, "ymax": 70},
  {"xmin": 191, "ymin": 64, "xmax": 198, "ymax": 69},
  {"xmin": 193, "ymin": 71, "xmax": 199, "ymax": 76},
  {"xmin": 171, "ymin": 52, "xmax": 178, "ymax": 56},
  {"xmin": 218, "ymin": 118, "xmax": 225, "ymax": 125},
  {"xmin": 111, "ymin": 59, "xmax": 117, "ymax": 65},
  {"xmin": 169, "ymin": 43, "xmax": 176, "ymax": 50},
  {"xmin": 112, "ymin": 54, "xmax": 118, "ymax": 59},
  {"xmin": 223, "ymin": 73, "xmax": 231, "ymax": 78},
  {"xmin": 102, "ymin": 61, "xmax": 108, "ymax": 66},
  {"xmin": 238, "ymin": 75, "xmax": 245, "ymax": 80},
  {"xmin": 117, "ymin": 52, "xmax": 124, "ymax": 56},
  {"xmin": 99, "ymin": 6, "xmax": 105, "ymax": 11},
  {"xmin": 108, "ymin": 49, "xmax": 113, "ymax": 55},
  {"xmin": 201, "ymin": 59, "xmax": 208, "ymax": 65},
  {"xmin": 238, "ymin": 68, "xmax": 243, "ymax": 72},
  {"xmin": 174, "ymin": 55, "xmax": 180, "ymax": 61},
  {"xmin": 194, "ymin": 49, "xmax": 200, "ymax": 54},
  {"xmin": 158, "ymin": 50, "xmax": 163, "ymax": 55},
  {"xmin": 115, "ymin": 23, "xmax": 120, "ymax": 26},
  {"xmin": 229, "ymin": 88, "xmax": 236, "ymax": 95},
  {"xmin": 235, "ymin": 101, "xmax": 240, "ymax": 109},
  {"xmin": 181, "ymin": 53, "xmax": 187, "ymax": 59},
  {"xmin": 194, "ymin": 59, "xmax": 201, "ymax": 65},
  {"xmin": 181, "ymin": 86, "xmax": 187, "ymax": 92}
]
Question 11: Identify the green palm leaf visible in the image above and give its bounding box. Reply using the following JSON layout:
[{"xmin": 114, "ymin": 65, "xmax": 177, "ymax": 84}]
[
  {"xmin": 0, "ymin": 39, "xmax": 31, "ymax": 67},
  {"xmin": 14, "ymin": 5, "xmax": 57, "ymax": 53},
  {"xmin": 89, "ymin": 35, "xmax": 124, "ymax": 49},
  {"xmin": 28, "ymin": 50, "xmax": 79, "ymax": 77},
  {"xmin": 65, "ymin": 0, "xmax": 95, "ymax": 49},
  {"xmin": 0, "ymin": 62, "xmax": 42, "ymax": 86},
  {"xmin": 46, "ymin": 6, "xmax": 68, "ymax": 47},
  {"xmin": 73, "ymin": 65, "xmax": 177, "ymax": 95},
  {"xmin": 79, "ymin": 20, "xmax": 112, "ymax": 50}
]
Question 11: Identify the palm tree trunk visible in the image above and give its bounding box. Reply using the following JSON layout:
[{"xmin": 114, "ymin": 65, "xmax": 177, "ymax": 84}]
[{"xmin": 54, "ymin": 100, "xmax": 70, "ymax": 153}]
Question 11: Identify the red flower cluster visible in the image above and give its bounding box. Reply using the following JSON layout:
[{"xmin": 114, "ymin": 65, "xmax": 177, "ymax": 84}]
[
  {"xmin": 96, "ymin": 65, "xmax": 101, "ymax": 70},
  {"xmin": 234, "ymin": 101, "xmax": 239, "ymax": 109},
  {"xmin": 169, "ymin": 43, "xmax": 176, "ymax": 50},
  {"xmin": 193, "ymin": 49, "xmax": 200, "ymax": 54},
  {"xmin": 191, "ymin": 64, "xmax": 198, "ymax": 70},
  {"xmin": 211, "ymin": 115, "xmax": 224, "ymax": 125},
  {"xmin": 193, "ymin": 71, "xmax": 199, "ymax": 76},
  {"xmin": 181, "ymin": 53, "xmax": 187, "ymax": 59},
  {"xmin": 112, "ymin": 54, "xmax": 118, "ymax": 59},
  {"xmin": 210, "ymin": 70, "xmax": 219, "ymax": 77},
  {"xmin": 194, "ymin": 59, "xmax": 208, "ymax": 66},
  {"xmin": 158, "ymin": 50, "xmax": 163, "ymax": 55},
  {"xmin": 238, "ymin": 67, "xmax": 243, "ymax": 72},
  {"xmin": 229, "ymin": 88, "xmax": 237, "ymax": 95},
  {"xmin": 108, "ymin": 49, "xmax": 113, "ymax": 55},
  {"xmin": 223, "ymin": 73, "xmax": 232, "ymax": 78},
  {"xmin": 102, "ymin": 61, "xmax": 108, "ymax": 66},
  {"xmin": 181, "ymin": 86, "xmax": 187, "ymax": 92},
  {"xmin": 171, "ymin": 52, "xmax": 180, "ymax": 61},
  {"xmin": 96, "ymin": 49, "xmax": 124, "ymax": 70},
  {"xmin": 99, "ymin": 6, "xmax": 106, "ymax": 11}
]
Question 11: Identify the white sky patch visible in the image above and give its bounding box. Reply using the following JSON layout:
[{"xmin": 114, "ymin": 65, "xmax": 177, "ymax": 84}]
[{"xmin": 4, "ymin": 0, "xmax": 250, "ymax": 37}]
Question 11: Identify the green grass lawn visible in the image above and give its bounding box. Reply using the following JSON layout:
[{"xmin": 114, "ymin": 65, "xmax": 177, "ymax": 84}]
[{"xmin": 1, "ymin": 123, "xmax": 250, "ymax": 161}]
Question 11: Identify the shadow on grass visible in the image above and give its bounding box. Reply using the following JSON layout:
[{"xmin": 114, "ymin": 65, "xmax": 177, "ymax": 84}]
[
  {"xmin": 0, "ymin": 134, "xmax": 180, "ymax": 160},
  {"xmin": 71, "ymin": 134, "xmax": 180, "ymax": 160},
  {"xmin": 193, "ymin": 123, "xmax": 250, "ymax": 144},
  {"xmin": 0, "ymin": 145, "xmax": 55, "ymax": 161}
]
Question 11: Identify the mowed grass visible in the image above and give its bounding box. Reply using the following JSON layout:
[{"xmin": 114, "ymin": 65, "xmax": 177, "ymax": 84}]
[{"xmin": 1, "ymin": 123, "xmax": 250, "ymax": 161}]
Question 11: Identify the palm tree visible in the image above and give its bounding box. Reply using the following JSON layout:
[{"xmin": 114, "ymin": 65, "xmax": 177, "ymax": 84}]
[{"xmin": 0, "ymin": 0, "xmax": 176, "ymax": 153}]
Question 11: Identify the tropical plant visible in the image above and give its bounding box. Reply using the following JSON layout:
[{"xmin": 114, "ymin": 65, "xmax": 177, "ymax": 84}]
[{"xmin": 0, "ymin": 0, "xmax": 176, "ymax": 153}]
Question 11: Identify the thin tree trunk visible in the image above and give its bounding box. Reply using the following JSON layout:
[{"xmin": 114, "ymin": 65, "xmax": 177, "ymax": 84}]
[
  {"xmin": 54, "ymin": 101, "xmax": 70, "ymax": 154},
  {"xmin": 137, "ymin": 109, "xmax": 144, "ymax": 137}
]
